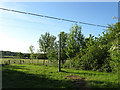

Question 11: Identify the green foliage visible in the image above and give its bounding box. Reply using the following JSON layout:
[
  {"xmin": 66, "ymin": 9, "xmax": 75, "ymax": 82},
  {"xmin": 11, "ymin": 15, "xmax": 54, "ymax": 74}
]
[
  {"xmin": 17, "ymin": 52, "xmax": 24, "ymax": 59},
  {"xmin": 38, "ymin": 32, "xmax": 57, "ymax": 61},
  {"xmin": 66, "ymin": 24, "xmax": 85, "ymax": 59},
  {"xmin": 59, "ymin": 32, "xmax": 68, "ymax": 64},
  {"xmin": 38, "ymin": 32, "xmax": 51, "ymax": 54},
  {"xmin": 61, "ymin": 62, "xmax": 70, "ymax": 68},
  {"xmin": 70, "ymin": 22, "xmax": 120, "ymax": 73},
  {"xmin": 24, "ymin": 53, "xmax": 30, "ymax": 59},
  {"xmin": 29, "ymin": 45, "xmax": 35, "ymax": 59},
  {"xmin": 36, "ymin": 53, "xmax": 47, "ymax": 59},
  {"xmin": 107, "ymin": 22, "xmax": 120, "ymax": 72},
  {"xmin": 47, "ymin": 48, "xmax": 58, "ymax": 61},
  {"xmin": 30, "ymin": 54, "xmax": 36, "ymax": 59},
  {"xmin": 0, "ymin": 51, "xmax": 27, "ymax": 58},
  {"xmin": 46, "ymin": 35, "xmax": 57, "ymax": 61},
  {"xmin": 36, "ymin": 22, "xmax": 120, "ymax": 73},
  {"xmin": 38, "ymin": 32, "xmax": 57, "ymax": 65}
]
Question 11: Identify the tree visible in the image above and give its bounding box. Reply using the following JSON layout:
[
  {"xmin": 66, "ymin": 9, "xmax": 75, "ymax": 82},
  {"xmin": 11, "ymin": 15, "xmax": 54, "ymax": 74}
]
[
  {"xmin": 24, "ymin": 53, "xmax": 30, "ymax": 59},
  {"xmin": 38, "ymin": 32, "xmax": 56, "ymax": 65},
  {"xmin": 107, "ymin": 22, "xmax": 120, "ymax": 72},
  {"xmin": 66, "ymin": 24, "xmax": 85, "ymax": 68},
  {"xmin": 71, "ymin": 34, "xmax": 96, "ymax": 69},
  {"xmin": 38, "ymin": 32, "xmax": 50, "ymax": 65},
  {"xmin": 73, "ymin": 22, "xmax": 120, "ymax": 72},
  {"xmin": 46, "ymin": 35, "xmax": 57, "ymax": 62},
  {"xmin": 29, "ymin": 45, "xmax": 35, "ymax": 62},
  {"xmin": 47, "ymin": 42, "xmax": 58, "ymax": 61},
  {"xmin": 66, "ymin": 24, "xmax": 85, "ymax": 58},
  {"xmin": 17, "ymin": 52, "xmax": 24, "ymax": 59}
]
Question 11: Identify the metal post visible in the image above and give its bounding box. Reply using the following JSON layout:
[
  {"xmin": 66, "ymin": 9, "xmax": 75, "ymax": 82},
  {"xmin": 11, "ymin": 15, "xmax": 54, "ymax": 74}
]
[{"xmin": 58, "ymin": 34, "xmax": 61, "ymax": 72}]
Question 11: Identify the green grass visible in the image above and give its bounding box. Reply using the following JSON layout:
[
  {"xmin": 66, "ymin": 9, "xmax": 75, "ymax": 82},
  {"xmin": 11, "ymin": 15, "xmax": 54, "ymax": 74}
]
[{"xmin": 2, "ymin": 64, "xmax": 119, "ymax": 88}]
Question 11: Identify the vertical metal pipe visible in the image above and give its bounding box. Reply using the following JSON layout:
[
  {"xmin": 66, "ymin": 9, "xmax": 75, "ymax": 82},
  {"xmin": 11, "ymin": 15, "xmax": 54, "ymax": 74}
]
[{"xmin": 58, "ymin": 34, "xmax": 61, "ymax": 72}]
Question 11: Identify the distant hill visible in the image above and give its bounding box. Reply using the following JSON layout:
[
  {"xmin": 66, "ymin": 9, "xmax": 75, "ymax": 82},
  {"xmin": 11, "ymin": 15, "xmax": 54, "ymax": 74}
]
[
  {"xmin": 0, "ymin": 51, "xmax": 47, "ymax": 59},
  {"xmin": 0, "ymin": 50, "xmax": 30, "ymax": 58}
]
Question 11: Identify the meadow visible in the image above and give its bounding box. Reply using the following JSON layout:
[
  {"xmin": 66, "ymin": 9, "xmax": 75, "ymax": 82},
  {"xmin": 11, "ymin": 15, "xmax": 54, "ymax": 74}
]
[
  {"xmin": 2, "ymin": 63, "xmax": 119, "ymax": 88},
  {"xmin": 1, "ymin": 58, "xmax": 49, "ymax": 65},
  {"xmin": 1, "ymin": 58, "xmax": 70, "ymax": 68}
]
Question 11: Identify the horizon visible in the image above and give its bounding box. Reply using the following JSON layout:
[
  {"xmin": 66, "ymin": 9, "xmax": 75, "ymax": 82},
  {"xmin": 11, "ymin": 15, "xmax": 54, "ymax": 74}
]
[{"xmin": 0, "ymin": 50, "xmax": 43, "ymax": 54}]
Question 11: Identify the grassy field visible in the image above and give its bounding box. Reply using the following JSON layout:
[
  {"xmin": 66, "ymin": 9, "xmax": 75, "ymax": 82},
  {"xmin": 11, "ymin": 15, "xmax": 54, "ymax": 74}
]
[
  {"xmin": 2, "ymin": 64, "xmax": 119, "ymax": 88},
  {"xmin": 1, "ymin": 58, "xmax": 71, "ymax": 68},
  {"xmin": 1, "ymin": 58, "xmax": 51, "ymax": 65}
]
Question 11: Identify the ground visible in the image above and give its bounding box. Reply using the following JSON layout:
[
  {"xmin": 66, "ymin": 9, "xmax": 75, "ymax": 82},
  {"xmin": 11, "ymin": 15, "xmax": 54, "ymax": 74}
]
[{"xmin": 2, "ymin": 64, "xmax": 119, "ymax": 89}]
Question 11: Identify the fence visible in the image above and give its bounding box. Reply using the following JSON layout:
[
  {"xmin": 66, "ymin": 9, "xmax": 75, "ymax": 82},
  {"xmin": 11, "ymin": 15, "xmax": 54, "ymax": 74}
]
[
  {"xmin": 1, "ymin": 59, "xmax": 59, "ymax": 66},
  {"xmin": 1, "ymin": 59, "xmax": 71, "ymax": 68}
]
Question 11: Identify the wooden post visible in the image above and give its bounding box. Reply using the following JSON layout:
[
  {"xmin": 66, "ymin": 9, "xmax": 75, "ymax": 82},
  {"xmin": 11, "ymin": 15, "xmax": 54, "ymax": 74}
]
[
  {"xmin": 43, "ymin": 52, "xmax": 45, "ymax": 65},
  {"xmin": 23, "ymin": 60, "xmax": 24, "ymax": 64},
  {"xmin": 14, "ymin": 60, "xmax": 15, "ymax": 64},
  {"xmin": 37, "ymin": 59, "xmax": 39, "ymax": 64},
  {"xmin": 58, "ymin": 34, "xmax": 61, "ymax": 72},
  {"xmin": 48, "ymin": 60, "xmax": 49, "ymax": 66},
  {"xmin": 8, "ymin": 60, "xmax": 10, "ymax": 64},
  {"xmin": 20, "ymin": 60, "xmax": 21, "ymax": 64}
]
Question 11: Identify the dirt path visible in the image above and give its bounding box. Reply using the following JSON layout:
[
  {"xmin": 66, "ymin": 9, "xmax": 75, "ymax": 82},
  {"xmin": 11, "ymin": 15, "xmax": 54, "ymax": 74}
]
[{"xmin": 66, "ymin": 75, "xmax": 90, "ymax": 89}]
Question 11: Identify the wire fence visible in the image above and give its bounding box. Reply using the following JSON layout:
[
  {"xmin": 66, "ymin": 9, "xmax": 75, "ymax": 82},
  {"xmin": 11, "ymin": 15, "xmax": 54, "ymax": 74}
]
[
  {"xmin": 1, "ymin": 59, "xmax": 71, "ymax": 68},
  {"xmin": 2, "ymin": 59, "xmax": 51, "ymax": 65}
]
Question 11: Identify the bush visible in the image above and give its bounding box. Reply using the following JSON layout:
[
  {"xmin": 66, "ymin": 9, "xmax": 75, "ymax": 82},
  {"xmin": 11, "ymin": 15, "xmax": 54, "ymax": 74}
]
[
  {"xmin": 98, "ymin": 58, "xmax": 112, "ymax": 72},
  {"xmin": 48, "ymin": 60, "xmax": 58, "ymax": 67},
  {"xmin": 61, "ymin": 62, "xmax": 71, "ymax": 69}
]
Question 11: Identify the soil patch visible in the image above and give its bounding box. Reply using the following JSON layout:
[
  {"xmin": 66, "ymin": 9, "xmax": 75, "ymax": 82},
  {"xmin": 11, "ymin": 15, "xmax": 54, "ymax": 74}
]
[{"xmin": 65, "ymin": 75, "xmax": 89, "ymax": 89}]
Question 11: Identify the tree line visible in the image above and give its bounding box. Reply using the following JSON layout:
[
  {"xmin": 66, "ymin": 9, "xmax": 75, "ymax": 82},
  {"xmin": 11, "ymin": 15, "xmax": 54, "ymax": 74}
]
[
  {"xmin": 1, "ymin": 51, "xmax": 47, "ymax": 59},
  {"xmin": 32, "ymin": 22, "xmax": 120, "ymax": 73}
]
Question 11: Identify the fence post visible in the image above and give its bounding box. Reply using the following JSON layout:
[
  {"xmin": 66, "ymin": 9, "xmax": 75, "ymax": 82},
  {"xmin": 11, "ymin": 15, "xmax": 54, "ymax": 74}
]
[
  {"xmin": 23, "ymin": 60, "xmax": 24, "ymax": 64},
  {"xmin": 14, "ymin": 60, "xmax": 15, "ymax": 64},
  {"xmin": 20, "ymin": 60, "xmax": 21, "ymax": 64},
  {"xmin": 48, "ymin": 60, "xmax": 49, "ymax": 65},
  {"xmin": 8, "ymin": 60, "xmax": 10, "ymax": 64},
  {"xmin": 37, "ymin": 59, "xmax": 39, "ymax": 65}
]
